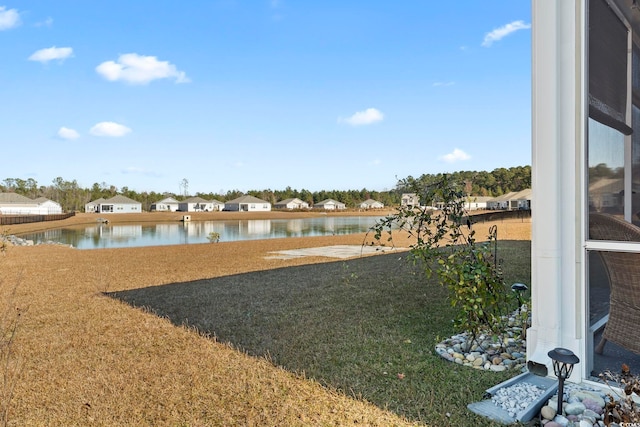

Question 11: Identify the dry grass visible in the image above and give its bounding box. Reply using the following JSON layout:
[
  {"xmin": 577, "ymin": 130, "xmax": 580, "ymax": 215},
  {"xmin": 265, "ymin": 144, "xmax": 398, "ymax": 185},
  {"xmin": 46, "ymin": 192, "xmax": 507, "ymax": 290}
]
[{"xmin": 0, "ymin": 212, "xmax": 530, "ymax": 426}]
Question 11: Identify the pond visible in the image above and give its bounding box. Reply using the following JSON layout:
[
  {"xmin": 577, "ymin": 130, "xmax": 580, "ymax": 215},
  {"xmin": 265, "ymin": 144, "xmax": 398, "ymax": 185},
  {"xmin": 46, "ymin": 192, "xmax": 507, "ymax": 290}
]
[{"xmin": 19, "ymin": 216, "xmax": 385, "ymax": 250}]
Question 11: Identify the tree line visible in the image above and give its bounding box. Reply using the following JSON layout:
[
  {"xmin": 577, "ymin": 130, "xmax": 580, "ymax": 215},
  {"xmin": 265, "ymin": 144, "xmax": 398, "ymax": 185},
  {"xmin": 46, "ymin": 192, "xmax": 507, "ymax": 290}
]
[{"xmin": 1, "ymin": 166, "xmax": 531, "ymax": 213}]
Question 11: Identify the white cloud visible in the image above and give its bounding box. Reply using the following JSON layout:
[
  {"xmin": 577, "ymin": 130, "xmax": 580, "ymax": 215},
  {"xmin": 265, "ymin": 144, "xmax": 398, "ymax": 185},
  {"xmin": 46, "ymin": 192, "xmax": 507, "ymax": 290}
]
[
  {"xmin": 29, "ymin": 46, "xmax": 73, "ymax": 63},
  {"xmin": 0, "ymin": 6, "xmax": 20, "ymax": 30},
  {"xmin": 339, "ymin": 108, "xmax": 384, "ymax": 126},
  {"xmin": 89, "ymin": 122, "xmax": 132, "ymax": 137},
  {"xmin": 439, "ymin": 148, "xmax": 471, "ymax": 163},
  {"xmin": 96, "ymin": 53, "xmax": 190, "ymax": 85},
  {"xmin": 57, "ymin": 127, "xmax": 80, "ymax": 140},
  {"xmin": 482, "ymin": 20, "xmax": 531, "ymax": 47},
  {"xmin": 34, "ymin": 17, "xmax": 53, "ymax": 28}
]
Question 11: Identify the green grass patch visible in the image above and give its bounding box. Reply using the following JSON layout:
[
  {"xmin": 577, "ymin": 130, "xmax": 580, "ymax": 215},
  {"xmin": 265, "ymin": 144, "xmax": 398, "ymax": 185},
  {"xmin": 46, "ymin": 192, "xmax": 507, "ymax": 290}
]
[{"xmin": 110, "ymin": 240, "xmax": 531, "ymax": 426}]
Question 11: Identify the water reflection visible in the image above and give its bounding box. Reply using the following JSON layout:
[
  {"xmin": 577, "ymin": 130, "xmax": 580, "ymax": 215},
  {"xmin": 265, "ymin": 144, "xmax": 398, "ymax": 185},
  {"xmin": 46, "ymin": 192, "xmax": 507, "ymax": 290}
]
[{"xmin": 19, "ymin": 216, "xmax": 384, "ymax": 250}]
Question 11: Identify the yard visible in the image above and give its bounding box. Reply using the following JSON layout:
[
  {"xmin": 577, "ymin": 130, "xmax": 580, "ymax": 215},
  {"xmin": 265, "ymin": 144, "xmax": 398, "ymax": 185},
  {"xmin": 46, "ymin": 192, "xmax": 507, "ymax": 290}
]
[{"xmin": 0, "ymin": 213, "xmax": 531, "ymax": 426}]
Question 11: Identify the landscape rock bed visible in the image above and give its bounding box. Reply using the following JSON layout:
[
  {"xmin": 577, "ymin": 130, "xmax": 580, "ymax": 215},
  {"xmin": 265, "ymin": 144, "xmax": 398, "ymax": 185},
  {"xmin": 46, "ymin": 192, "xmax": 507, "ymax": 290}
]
[{"xmin": 435, "ymin": 309, "xmax": 529, "ymax": 372}]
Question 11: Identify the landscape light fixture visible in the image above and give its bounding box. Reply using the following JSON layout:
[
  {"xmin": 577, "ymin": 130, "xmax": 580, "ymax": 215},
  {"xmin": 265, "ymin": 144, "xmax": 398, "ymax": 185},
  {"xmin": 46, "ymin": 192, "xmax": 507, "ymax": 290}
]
[
  {"xmin": 511, "ymin": 283, "xmax": 528, "ymax": 310},
  {"xmin": 548, "ymin": 347, "xmax": 580, "ymax": 416}
]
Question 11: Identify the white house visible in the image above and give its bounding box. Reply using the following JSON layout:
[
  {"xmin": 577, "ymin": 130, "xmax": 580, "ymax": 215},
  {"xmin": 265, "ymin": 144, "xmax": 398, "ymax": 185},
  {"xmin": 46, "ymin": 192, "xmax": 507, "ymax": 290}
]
[
  {"xmin": 150, "ymin": 197, "xmax": 180, "ymax": 212},
  {"xmin": 274, "ymin": 198, "xmax": 310, "ymax": 210},
  {"xmin": 401, "ymin": 193, "xmax": 419, "ymax": 208},
  {"xmin": 313, "ymin": 199, "xmax": 346, "ymax": 210},
  {"xmin": 527, "ymin": 0, "xmax": 640, "ymax": 385},
  {"xmin": 32, "ymin": 197, "xmax": 63, "ymax": 214},
  {"xmin": 0, "ymin": 193, "xmax": 63, "ymax": 215},
  {"xmin": 462, "ymin": 196, "xmax": 492, "ymax": 211},
  {"xmin": 486, "ymin": 192, "xmax": 517, "ymax": 210},
  {"xmin": 224, "ymin": 195, "xmax": 271, "ymax": 212},
  {"xmin": 85, "ymin": 195, "xmax": 141, "ymax": 213},
  {"xmin": 359, "ymin": 199, "xmax": 384, "ymax": 209},
  {"xmin": 507, "ymin": 189, "xmax": 532, "ymax": 211},
  {"xmin": 178, "ymin": 197, "xmax": 223, "ymax": 212}
]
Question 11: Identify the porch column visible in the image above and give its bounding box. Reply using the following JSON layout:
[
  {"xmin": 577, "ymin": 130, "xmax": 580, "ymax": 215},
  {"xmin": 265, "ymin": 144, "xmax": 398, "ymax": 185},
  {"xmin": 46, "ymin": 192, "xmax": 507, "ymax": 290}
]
[{"xmin": 528, "ymin": 0, "xmax": 584, "ymax": 376}]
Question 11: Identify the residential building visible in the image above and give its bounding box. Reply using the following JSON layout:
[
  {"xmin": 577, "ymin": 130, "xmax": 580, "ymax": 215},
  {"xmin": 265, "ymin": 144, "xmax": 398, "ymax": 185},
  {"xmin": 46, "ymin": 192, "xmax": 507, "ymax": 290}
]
[
  {"xmin": 359, "ymin": 199, "xmax": 384, "ymax": 209},
  {"xmin": 150, "ymin": 197, "xmax": 180, "ymax": 212},
  {"xmin": 274, "ymin": 198, "xmax": 310, "ymax": 210},
  {"xmin": 224, "ymin": 195, "xmax": 271, "ymax": 212},
  {"xmin": 178, "ymin": 197, "xmax": 223, "ymax": 212},
  {"xmin": 85, "ymin": 195, "xmax": 141, "ymax": 213},
  {"xmin": 528, "ymin": 0, "xmax": 640, "ymax": 384},
  {"xmin": 313, "ymin": 199, "xmax": 346, "ymax": 210},
  {"xmin": 0, "ymin": 193, "xmax": 63, "ymax": 215}
]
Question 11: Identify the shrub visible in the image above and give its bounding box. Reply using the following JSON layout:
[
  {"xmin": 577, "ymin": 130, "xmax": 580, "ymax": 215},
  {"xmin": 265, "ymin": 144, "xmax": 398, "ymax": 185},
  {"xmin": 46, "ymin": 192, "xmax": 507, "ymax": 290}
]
[{"xmin": 370, "ymin": 175, "xmax": 514, "ymax": 346}]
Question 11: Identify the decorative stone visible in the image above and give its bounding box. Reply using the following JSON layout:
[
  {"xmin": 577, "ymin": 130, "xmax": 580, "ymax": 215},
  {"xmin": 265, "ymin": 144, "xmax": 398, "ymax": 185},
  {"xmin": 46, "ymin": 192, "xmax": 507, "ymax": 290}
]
[
  {"xmin": 541, "ymin": 405, "xmax": 557, "ymax": 420},
  {"xmin": 583, "ymin": 400, "xmax": 604, "ymax": 414},
  {"xmin": 582, "ymin": 408, "xmax": 600, "ymax": 419},
  {"xmin": 573, "ymin": 391, "xmax": 605, "ymax": 408},
  {"xmin": 489, "ymin": 364, "xmax": 506, "ymax": 372},
  {"xmin": 579, "ymin": 420, "xmax": 593, "ymax": 427},
  {"xmin": 553, "ymin": 414, "xmax": 569, "ymax": 426},
  {"xmin": 473, "ymin": 357, "xmax": 484, "ymax": 366},
  {"xmin": 492, "ymin": 357, "xmax": 503, "ymax": 365},
  {"xmin": 565, "ymin": 402, "xmax": 586, "ymax": 416}
]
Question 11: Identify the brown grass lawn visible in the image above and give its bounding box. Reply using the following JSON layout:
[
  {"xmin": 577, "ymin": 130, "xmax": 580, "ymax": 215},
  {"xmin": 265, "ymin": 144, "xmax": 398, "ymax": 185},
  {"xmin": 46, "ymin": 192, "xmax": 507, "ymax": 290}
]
[{"xmin": 0, "ymin": 212, "xmax": 530, "ymax": 426}]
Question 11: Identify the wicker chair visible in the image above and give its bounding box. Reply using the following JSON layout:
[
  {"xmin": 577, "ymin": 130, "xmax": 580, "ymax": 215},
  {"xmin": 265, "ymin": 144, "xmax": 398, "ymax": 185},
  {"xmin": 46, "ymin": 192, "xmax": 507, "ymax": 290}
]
[{"xmin": 589, "ymin": 212, "xmax": 640, "ymax": 355}]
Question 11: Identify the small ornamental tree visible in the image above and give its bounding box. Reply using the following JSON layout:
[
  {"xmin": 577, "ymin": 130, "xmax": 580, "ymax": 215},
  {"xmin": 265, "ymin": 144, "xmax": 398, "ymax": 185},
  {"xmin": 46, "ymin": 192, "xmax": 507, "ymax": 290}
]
[{"xmin": 370, "ymin": 175, "xmax": 513, "ymax": 345}]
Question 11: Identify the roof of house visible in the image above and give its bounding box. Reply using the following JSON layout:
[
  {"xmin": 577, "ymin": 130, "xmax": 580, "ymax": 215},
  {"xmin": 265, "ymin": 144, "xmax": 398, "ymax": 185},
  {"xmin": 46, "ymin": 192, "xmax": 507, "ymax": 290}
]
[
  {"xmin": 276, "ymin": 198, "xmax": 305, "ymax": 205},
  {"xmin": 490, "ymin": 191, "xmax": 518, "ymax": 202},
  {"xmin": 103, "ymin": 195, "xmax": 140, "ymax": 205},
  {"xmin": 361, "ymin": 199, "xmax": 383, "ymax": 205},
  {"xmin": 181, "ymin": 197, "xmax": 211, "ymax": 204},
  {"xmin": 589, "ymin": 178, "xmax": 623, "ymax": 193},
  {"xmin": 86, "ymin": 197, "xmax": 106, "ymax": 206},
  {"xmin": 315, "ymin": 199, "xmax": 344, "ymax": 205},
  {"xmin": 509, "ymin": 189, "xmax": 532, "ymax": 200},
  {"xmin": 154, "ymin": 197, "xmax": 180, "ymax": 204},
  {"xmin": 0, "ymin": 192, "xmax": 34, "ymax": 204},
  {"xmin": 225, "ymin": 195, "xmax": 270, "ymax": 204}
]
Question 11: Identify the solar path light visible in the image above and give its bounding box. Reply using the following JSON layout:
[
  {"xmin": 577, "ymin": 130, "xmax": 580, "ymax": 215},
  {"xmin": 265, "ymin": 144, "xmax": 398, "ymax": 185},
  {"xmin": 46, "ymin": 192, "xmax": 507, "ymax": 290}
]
[{"xmin": 547, "ymin": 347, "xmax": 580, "ymax": 416}]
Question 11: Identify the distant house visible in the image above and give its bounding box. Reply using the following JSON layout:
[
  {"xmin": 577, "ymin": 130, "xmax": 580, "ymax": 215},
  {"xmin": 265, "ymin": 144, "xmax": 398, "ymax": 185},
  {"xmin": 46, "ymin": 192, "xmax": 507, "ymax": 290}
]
[
  {"xmin": 359, "ymin": 199, "xmax": 384, "ymax": 209},
  {"xmin": 85, "ymin": 195, "xmax": 142, "ymax": 213},
  {"xmin": 486, "ymin": 192, "xmax": 517, "ymax": 210},
  {"xmin": 486, "ymin": 189, "xmax": 532, "ymax": 211},
  {"xmin": 0, "ymin": 193, "xmax": 63, "ymax": 215},
  {"xmin": 463, "ymin": 196, "xmax": 492, "ymax": 211},
  {"xmin": 224, "ymin": 195, "xmax": 271, "ymax": 212},
  {"xmin": 401, "ymin": 193, "xmax": 419, "ymax": 208},
  {"xmin": 178, "ymin": 197, "xmax": 223, "ymax": 212},
  {"xmin": 32, "ymin": 197, "xmax": 63, "ymax": 214},
  {"xmin": 150, "ymin": 197, "xmax": 180, "ymax": 212},
  {"xmin": 588, "ymin": 178, "xmax": 623, "ymax": 212},
  {"xmin": 507, "ymin": 189, "xmax": 532, "ymax": 210},
  {"xmin": 314, "ymin": 199, "xmax": 346, "ymax": 210},
  {"xmin": 274, "ymin": 198, "xmax": 310, "ymax": 210}
]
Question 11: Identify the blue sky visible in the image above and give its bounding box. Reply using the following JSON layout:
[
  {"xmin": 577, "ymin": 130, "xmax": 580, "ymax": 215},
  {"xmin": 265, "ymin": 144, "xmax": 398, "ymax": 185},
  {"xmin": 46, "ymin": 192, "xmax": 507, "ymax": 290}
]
[{"xmin": 1, "ymin": 1, "xmax": 531, "ymax": 195}]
